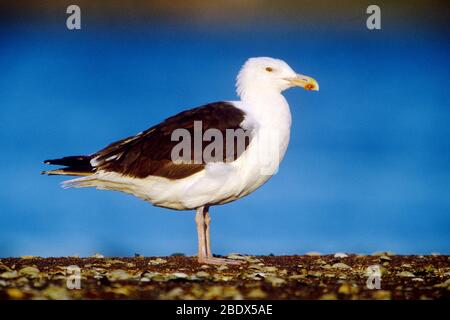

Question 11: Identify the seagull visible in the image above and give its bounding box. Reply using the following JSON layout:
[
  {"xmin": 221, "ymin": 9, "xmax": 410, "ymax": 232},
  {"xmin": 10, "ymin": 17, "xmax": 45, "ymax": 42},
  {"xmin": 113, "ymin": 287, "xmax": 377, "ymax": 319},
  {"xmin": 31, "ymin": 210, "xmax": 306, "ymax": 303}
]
[{"xmin": 42, "ymin": 57, "xmax": 319, "ymax": 265}]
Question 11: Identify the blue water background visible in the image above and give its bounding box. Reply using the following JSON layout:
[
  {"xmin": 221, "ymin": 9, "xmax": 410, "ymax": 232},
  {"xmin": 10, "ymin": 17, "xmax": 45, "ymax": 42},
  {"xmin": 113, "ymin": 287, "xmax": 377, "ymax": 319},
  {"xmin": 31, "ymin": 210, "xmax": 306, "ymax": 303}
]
[{"xmin": 0, "ymin": 22, "xmax": 449, "ymax": 256}]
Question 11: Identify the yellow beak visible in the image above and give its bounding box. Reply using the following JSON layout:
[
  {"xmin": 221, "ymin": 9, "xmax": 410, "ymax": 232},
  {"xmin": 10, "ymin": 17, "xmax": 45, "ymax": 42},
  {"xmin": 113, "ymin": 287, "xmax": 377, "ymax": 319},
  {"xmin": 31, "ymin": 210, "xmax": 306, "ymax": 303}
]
[{"xmin": 286, "ymin": 74, "xmax": 319, "ymax": 91}]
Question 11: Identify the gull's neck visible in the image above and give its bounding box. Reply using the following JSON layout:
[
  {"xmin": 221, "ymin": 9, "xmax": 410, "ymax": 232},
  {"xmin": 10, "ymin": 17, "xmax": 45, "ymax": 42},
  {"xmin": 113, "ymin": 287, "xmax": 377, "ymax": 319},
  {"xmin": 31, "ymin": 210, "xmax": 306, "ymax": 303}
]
[
  {"xmin": 237, "ymin": 86, "xmax": 293, "ymax": 172},
  {"xmin": 239, "ymin": 88, "xmax": 292, "ymax": 127}
]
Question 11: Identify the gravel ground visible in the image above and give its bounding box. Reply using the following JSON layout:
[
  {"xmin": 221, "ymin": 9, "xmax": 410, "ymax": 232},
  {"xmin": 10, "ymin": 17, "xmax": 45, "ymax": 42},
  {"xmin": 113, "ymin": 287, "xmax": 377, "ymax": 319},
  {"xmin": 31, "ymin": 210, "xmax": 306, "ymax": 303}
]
[{"xmin": 0, "ymin": 253, "xmax": 449, "ymax": 300}]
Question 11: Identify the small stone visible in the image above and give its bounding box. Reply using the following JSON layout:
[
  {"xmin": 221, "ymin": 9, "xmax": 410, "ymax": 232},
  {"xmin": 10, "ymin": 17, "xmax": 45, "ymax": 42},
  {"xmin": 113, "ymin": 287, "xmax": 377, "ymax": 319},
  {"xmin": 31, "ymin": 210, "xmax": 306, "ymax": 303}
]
[
  {"xmin": 306, "ymin": 251, "xmax": 321, "ymax": 256},
  {"xmin": 204, "ymin": 286, "xmax": 225, "ymax": 300},
  {"xmin": 338, "ymin": 283, "xmax": 359, "ymax": 295},
  {"xmin": 320, "ymin": 293, "xmax": 338, "ymax": 300},
  {"xmin": 172, "ymin": 272, "xmax": 189, "ymax": 279},
  {"xmin": 0, "ymin": 271, "xmax": 18, "ymax": 279},
  {"xmin": 148, "ymin": 258, "xmax": 167, "ymax": 265},
  {"xmin": 401, "ymin": 263, "xmax": 412, "ymax": 268},
  {"xmin": 222, "ymin": 286, "xmax": 243, "ymax": 300},
  {"xmin": 307, "ymin": 271, "xmax": 323, "ymax": 278},
  {"xmin": 42, "ymin": 285, "xmax": 69, "ymax": 300},
  {"xmin": 249, "ymin": 264, "xmax": 263, "ymax": 270},
  {"xmin": 160, "ymin": 288, "xmax": 184, "ymax": 299},
  {"xmin": 247, "ymin": 288, "xmax": 268, "ymax": 299},
  {"xmin": 6, "ymin": 288, "xmax": 25, "ymax": 299},
  {"xmin": 397, "ymin": 271, "xmax": 415, "ymax": 278},
  {"xmin": 227, "ymin": 253, "xmax": 248, "ymax": 260},
  {"xmin": 434, "ymin": 279, "xmax": 450, "ymax": 288},
  {"xmin": 334, "ymin": 253, "xmax": 348, "ymax": 258},
  {"xmin": 200, "ymin": 265, "xmax": 210, "ymax": 269},
  {"xmin": 412, "ymin": 278, "xmax": 424, "ymax": 282},
  {"xmin": 216, "ymin": 265, "xmax": 228, "ymax": 271},
  {"xmin": 265, "ymin": 276, "xmax": 286, "ymax": 287},
  {"xmin": 0, "ymin": 264, "xmax": 12, "ymax": 272},
  {"xmin": 372, "ymin": 251, "xmax": 395, "ymax": 256},
  {"xmin": 246, "ymin": 272, "xmax": 265, "ymax": 280},
  {"xmin": 289, "ymin": 274, "xmax": 306, "ymax": 280},
  {"xmin": 20, "ymin": 256, "xmax": 38, "ymax": 260},
  {"xmin": 379, "ymin": 255, "xmax": 391, "ymax": 261},
  {"xmin": 195, "ymin": 271, "xmax": 210, "ymax": 278},
  {"xmin": 19, "ymin": 266, "xmax": 40, "ymax": 278},
  {"xmin": 107, "ymin": 269, "xmax": 133, "ymax": 281},
  {"xmin": 316, "ymin": 259, "xmax": 327, "ymax": 265},
  {"xmin": 263, "ymin": 266, "xmax": 278, "ymax": 273},
  {"xmin": 332, "ymin": 263, "xmax": 351, "ymax": 270},
  {"xmin": 92, "ymin": 253, "xmax": 104, "ymax": 258},
  {"xmin": 372, "ymin": 290, "xmax": 391, "ymax": 300},
  {"xmin": 110, "ymin": 287, "xmax": 132, "ymax": 296},
  {"xmin": 338, "ymin": 284, "xmax": 351, "ymax": 295}
]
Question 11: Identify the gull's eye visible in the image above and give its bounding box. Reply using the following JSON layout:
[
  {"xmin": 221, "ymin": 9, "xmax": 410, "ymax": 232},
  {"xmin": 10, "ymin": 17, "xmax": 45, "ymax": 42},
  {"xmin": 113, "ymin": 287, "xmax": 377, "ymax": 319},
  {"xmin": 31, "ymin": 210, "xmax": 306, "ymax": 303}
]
[{"xmin": 265, "ymin": 67, "xmax": 273, "ymax": 72}]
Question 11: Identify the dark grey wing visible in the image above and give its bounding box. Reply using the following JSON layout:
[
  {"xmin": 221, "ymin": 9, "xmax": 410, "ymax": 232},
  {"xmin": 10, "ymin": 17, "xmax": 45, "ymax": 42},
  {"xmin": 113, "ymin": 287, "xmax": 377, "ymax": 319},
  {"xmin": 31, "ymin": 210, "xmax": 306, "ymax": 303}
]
[{"xmin": 92, "ymin": 102, "xmax": 251, "ymax": 180}]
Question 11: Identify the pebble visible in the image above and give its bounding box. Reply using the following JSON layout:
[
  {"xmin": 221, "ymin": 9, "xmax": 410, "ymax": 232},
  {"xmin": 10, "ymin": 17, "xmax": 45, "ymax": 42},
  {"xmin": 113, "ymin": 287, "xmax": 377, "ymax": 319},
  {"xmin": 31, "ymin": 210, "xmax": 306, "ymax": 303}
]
[
  {"xmin": 19, "ymin": 266, "xmax": 40, "ymax": 278},
  {"xmin": 320, "ymin": 293, "xmax": 338, "ymax": 300},
  {"xmin": 172, "ymin": 272, "xmax": 189, "ymax": 279},
  {"xmin": 148, "ymin": 258, "xmax": 167, "ymax": 265},
  {"xmin": 265, "ymin": 276, "xmax": 286, "ymax": 287},
  {"xmin": 332, "ymin": 262, "xmax": 351, "ymax": 270},
  {"xmin": 372, "ymin": 251, "xmax": 395, "ymax": 256},
  {"xmin": 0, "ymin": 271, "xmax": 18, "ymax": 279},
  {"xmin": 307, "ymin": 271, "xmax": 323, "ymax": 278},
  {"xmin": 227, "ymin": 254, "xmax": 248, "ymax": 260},
  {"xmin": 434, "ymin": 279, "xmax": 450, "ymax": 288},
  {"xmin": 107, "ymin": 269, "xmax": 133, "ymax": 281},
  {"xmin": 372, "ymin": 290, "xmax": 392, "ymax": 300},
  {"xmin": 20, "ymin": 256, "xmax": 39, "ymax": 260},
  {"xmin": 263, "ymin": 266, "xmax": 278, "ymax": 273},
  {"xmin": 195, "ymin": 271, "xmax": 210, "ymax": 278},
  {"xmin": 160, "ymin": 287, "xmax": 184, "ymax": 299},
  {"xmin": 42, "ymin": 285, "xmax": 69, "ymax": 300},
  {"xmin": 246, "ymin": 288, "xmax": 268, "ymax": 299},
  {"xmin": 216, "ymin": 265, "xmax": 228, "ymax": 271},
  {"xmin": 334, "ymin": 253, "xmax": 348, "ymax": 258},
  {"xmin": 397, "ymin": 271, "xmax": 415, "ymax": 278},
  {"xmin": 338, "ymin": 283, "xmax": 354, "ymax": 295},
  {"xmin": 6, "ymin": 288, "xmax": 25, "ymax": 299},
  {"xmin": 289, "ymin": 274, "xmax": 306, "ymax": 280}
]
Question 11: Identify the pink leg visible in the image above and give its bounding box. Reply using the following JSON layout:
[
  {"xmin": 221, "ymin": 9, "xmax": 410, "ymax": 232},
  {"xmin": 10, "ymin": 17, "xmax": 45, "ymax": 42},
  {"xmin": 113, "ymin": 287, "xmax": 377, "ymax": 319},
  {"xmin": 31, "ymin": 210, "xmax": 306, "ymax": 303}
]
[{"xmin": 195, "ymin": 206, "xmax": 243, "ymax": 265}]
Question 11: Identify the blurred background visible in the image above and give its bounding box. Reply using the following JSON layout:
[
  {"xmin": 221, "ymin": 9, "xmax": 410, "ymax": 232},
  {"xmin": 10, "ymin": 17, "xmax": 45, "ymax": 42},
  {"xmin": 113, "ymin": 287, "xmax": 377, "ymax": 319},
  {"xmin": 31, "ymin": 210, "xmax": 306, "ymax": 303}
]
[{"xmin": 0, "ymin": 0, "xmax": 449, "ymax": 257}]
